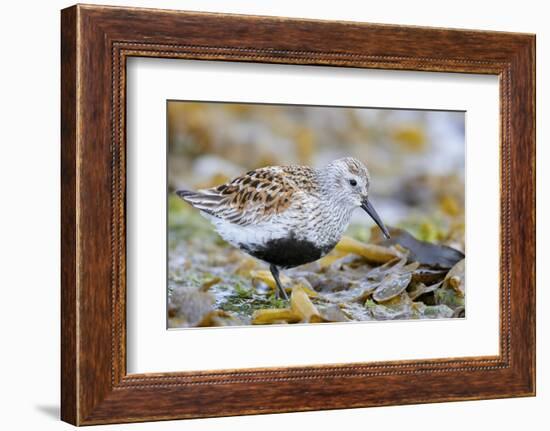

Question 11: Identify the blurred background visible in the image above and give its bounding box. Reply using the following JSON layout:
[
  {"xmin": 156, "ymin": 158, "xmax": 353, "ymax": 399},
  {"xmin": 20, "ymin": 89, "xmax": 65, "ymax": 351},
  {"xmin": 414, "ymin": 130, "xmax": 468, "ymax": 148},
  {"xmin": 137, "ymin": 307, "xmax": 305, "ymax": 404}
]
[
  {"xmin": 167, "ymin": 101, "xmax": 465, "ymax": 327},
  {"xmin": 168, "ymin": 101, "xmax": 465, "ymax": 248}
]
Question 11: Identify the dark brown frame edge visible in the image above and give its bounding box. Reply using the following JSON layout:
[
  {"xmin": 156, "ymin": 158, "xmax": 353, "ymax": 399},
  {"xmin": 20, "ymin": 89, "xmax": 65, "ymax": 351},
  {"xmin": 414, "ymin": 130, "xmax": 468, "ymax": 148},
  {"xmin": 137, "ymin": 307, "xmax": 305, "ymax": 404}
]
[{"xmin": 61, "ymin": 4, "xmax": 535, "ymax": 425}]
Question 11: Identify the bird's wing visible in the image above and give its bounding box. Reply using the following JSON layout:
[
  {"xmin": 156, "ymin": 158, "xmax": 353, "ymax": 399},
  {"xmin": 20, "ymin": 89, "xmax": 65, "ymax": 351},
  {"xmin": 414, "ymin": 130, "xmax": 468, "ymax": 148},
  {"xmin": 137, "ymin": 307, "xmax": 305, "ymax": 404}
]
[{"xmin": 177, "ymin": 166, "xmax": 317, "ymax": 226}]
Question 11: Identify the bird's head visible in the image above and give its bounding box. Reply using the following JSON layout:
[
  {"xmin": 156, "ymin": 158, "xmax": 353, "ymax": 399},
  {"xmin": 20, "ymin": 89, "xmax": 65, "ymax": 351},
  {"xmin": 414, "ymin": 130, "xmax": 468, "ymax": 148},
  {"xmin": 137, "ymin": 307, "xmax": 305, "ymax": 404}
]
[{"xmin": 322, "ymin": 157, "xmax": 390, "ymax": 239}]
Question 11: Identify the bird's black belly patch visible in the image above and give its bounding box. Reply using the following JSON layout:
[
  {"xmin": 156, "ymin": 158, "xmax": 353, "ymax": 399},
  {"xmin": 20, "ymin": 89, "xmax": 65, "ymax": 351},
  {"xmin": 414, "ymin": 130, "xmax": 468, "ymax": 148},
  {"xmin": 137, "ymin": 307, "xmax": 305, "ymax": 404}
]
[{"xmin": 243, "ymin": 235, "xmax": 337, "ymax": 269}]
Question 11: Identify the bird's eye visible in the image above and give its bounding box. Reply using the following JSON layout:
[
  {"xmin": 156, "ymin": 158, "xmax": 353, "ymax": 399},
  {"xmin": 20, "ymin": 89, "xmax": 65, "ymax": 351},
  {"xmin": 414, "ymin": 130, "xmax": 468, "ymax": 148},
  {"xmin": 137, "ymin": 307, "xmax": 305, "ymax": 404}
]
[{"xmin": 349, "ymin": 179, "xmax": 357, "ymax": 187}]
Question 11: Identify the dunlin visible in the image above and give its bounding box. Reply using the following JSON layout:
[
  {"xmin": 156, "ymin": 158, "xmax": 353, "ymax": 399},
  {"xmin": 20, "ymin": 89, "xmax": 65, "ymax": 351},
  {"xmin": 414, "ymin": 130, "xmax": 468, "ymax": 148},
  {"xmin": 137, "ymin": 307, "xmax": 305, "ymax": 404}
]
[{"xmin": 177, "ymin": 157, "xmax": 390, "ymax": 300}]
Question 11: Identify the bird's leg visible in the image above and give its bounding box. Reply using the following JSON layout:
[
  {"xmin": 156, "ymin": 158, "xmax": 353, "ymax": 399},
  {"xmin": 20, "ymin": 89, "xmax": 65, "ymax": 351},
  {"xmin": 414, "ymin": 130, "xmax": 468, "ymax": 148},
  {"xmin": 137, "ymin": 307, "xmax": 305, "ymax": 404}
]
[{"xmin": 269, "ymin": 264, "xmax": 289, "ymax": 301}]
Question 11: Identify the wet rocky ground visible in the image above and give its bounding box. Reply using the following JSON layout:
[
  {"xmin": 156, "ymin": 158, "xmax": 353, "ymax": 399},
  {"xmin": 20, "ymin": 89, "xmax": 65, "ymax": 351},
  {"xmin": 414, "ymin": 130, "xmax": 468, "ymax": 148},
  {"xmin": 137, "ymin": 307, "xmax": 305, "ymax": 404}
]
[{"xmin": 167, "ymin": 197, "xmax": 465, "ymax": 328}]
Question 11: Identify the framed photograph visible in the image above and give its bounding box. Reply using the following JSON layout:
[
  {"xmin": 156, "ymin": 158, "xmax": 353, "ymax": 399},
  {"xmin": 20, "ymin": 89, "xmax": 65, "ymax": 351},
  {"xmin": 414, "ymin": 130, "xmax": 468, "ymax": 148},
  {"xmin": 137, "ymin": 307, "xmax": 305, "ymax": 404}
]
[{"xmin": 61, "ymin": 4, "xmax": 535, "ymax": 425}]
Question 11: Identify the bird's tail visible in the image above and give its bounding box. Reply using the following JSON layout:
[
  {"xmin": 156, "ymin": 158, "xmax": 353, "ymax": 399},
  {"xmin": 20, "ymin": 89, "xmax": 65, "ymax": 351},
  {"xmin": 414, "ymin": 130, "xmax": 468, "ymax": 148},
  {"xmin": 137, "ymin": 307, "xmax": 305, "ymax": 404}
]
[{"xmin": 175, "ymin": 189, "xmax": 222, "ymax": 215}]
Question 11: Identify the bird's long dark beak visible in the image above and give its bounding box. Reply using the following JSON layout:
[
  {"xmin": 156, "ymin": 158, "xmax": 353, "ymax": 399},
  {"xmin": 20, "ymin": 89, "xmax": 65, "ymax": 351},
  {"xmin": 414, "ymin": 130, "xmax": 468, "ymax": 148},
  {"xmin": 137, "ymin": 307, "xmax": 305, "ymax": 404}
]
[{"xmin": 361, "ymin": 198, "xmax": 391, "ymax": 239}]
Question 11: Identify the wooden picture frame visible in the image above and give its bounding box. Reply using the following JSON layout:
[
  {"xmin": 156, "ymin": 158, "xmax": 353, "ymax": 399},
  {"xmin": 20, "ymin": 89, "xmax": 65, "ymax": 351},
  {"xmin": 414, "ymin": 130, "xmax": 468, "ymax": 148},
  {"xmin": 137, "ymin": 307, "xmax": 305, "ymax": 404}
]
[{"xmin": 61, "ymin": 4, "xmax": 535, "ymax": 425}]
